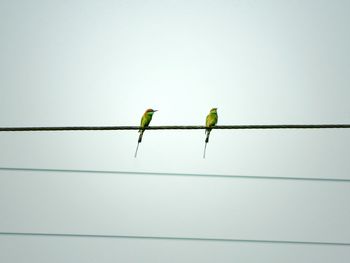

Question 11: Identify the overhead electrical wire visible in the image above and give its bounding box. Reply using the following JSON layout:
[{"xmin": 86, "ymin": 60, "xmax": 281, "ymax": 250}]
[
  {"xmin": 0, "ymin": 124, "xmax": 350, "ymax": 132},
  {"xmin": 1, "ymin": 167, "xmax": 349, "ymax": 183},
  {"xmin": 0, "ymin": 231, "xmax": 349, "ymax": 246}
]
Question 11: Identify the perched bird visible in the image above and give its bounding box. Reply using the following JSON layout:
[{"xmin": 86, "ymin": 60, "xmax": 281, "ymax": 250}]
[
  {"xmin": 203, "ymin": 108, "xmax": 218, "ymax": 158},
  {"xmin": 134, "ymin": 108, "xmax": 158, "ymax": 158}
]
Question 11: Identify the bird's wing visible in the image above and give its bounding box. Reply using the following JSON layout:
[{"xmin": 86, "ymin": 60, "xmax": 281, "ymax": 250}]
[
  {"xmin": 206, "ymin": 113, "xmax": 218, "ymax": 127},
  {"xmin": 206, "ymin": 114, "xmax": 211, "ymax": 127},
  {"xmin": 212, "ymin": 113, "xmax": 218, "ymax": 126},
  {"xmin": 141, "ymin": 114, "xmax": 152, "ymax": 128}
]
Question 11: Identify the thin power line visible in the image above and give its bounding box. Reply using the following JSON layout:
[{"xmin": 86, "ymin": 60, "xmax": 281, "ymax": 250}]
[
  {"xmin": 1, "ymin": 167, "xmax": 350, "ymax": 183},
  {"xmin": 0, "ymin": 232, "xmax": 349, "ymax": 246},
  {"xmin": 0, "ymin": 124, "xmax": 350, "ymax": 132}
]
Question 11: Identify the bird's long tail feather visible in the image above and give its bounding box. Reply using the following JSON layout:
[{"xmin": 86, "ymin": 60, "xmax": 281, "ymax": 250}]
[
  {"xmin": 205, "ymin": 129, "xmax": 211, "ymax": 143},
  {"xmin": 203, "ymin": 129, "xmax": 211, "ymax": 158},
  {"xmin": 138, "ymin": 130, "xmax": 144, "ymax": 143},
  {"xmin": 203, "ymin": 142, "xmax": 208, "ymax": 158},
  {"xmin": 134, "ymin": 142, "xmax": 140, "ymax": 158},
  {"xmin": 134, "ymin": 130, "xmax": 144, "ymax": 158}
]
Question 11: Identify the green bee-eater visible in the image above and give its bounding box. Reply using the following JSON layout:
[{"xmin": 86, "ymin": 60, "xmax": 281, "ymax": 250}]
[
  {"xmin": 203, "ymin": 108, "xmax": 218, "ymax": 158},
  {"xmin": 134, "ymin": 108, "xmax": 158, "ymax": 158}
]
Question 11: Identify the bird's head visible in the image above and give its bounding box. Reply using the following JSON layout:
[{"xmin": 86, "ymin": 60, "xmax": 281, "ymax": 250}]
[
  {"xmin": 145, "ymin": 108, "xmax": 158, "ymax": 115},
  {"xmin": 210, "ymin": 108, "xmax": 217, "ymax": 114}
]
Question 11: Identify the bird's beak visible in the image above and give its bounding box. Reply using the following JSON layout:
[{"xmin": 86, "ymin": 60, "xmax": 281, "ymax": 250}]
[{"xmin": 153, "ymin": 110, "xmax": 158, "ymax": 112}]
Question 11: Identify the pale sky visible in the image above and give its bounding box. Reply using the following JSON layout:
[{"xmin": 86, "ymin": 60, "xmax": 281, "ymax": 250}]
[{"xmin": 1, "ymin": 0, "xmax": 350, "ymax": 262}]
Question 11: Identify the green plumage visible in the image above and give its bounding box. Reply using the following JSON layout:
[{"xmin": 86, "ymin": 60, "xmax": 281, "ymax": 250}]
[
  {"xmin": 140, "ymin": 112, "xmax": 153, "ymax": 131},
  {"xmin": 205, "ymin": 108, "xmax": 218, "ymax": 143},
  {"xmin": 138, "ymin": 110, "xmax": 155, "ymax": 142},
  {"xmin": 135, "ymin": 108, "xmax": 157, "ymax": 158},
  {"xmin": 204, "ymin": 108, "xmax": 218, "ymax": 158}
]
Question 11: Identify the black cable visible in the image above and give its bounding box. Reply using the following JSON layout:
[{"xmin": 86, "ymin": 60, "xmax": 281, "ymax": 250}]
[{"xmin": 1, "ymin": 124, "xmax": 350, "ymax": 132}]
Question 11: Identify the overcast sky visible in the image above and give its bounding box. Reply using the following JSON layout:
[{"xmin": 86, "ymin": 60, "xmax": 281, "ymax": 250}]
[{"xmin": 1, "ymin": 0, "xmax": 350, "ymax": 262}]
